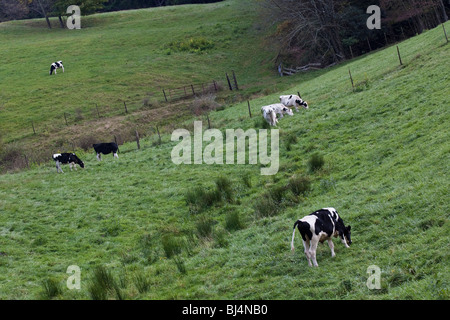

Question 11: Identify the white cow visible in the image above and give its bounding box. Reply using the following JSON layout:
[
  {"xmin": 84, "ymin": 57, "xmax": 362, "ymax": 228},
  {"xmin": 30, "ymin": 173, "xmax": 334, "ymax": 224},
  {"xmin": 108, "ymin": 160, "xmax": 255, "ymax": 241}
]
[
  {"xmin": 265, "ymin": 103, "xmax": 294, "ymax": 118},
  {"xmin": 261, "ymin": 105, "xmax": 278, "ymax": 127},
  {"xmin": 280, "ymin": 94, "xmax": 308, "ymax": 112}
]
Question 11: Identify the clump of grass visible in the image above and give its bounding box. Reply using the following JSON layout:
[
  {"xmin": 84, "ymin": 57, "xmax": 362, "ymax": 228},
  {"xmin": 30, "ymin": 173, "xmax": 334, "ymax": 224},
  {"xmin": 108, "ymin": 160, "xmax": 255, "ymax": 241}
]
[
  {"xmin": 161, "ymin": 234, "xmax": 182, "ymax": 258},
  {"xmin": 254, "ymin": 192, "xmax": 279, "ymax": 218},
  {"xmin": 308, "ymin": 153, "xmax": 325, "ymax": 172},
  {"xmin": 287, "ymin": 175, "xmax": 311, "ymax": 196},
  {"xmin": 196, "ymin": 216, "xmax": 215, "ymax": 239},
  {"xmin": 167, "ymin": 37, "xmax": 214, "ymax": 53},
  {"xmin": 185, "ymin": 176, "xmax": 234, "ymax": 213},
  {"xmin": 133, "ymin": 272, "xmax": 151, "ymax": 294},
  {"xmin": 41, "ymin": 278, "xmax": 62, "ymax": 299},
  {"xmin": 87, "ymin": 265, "xmax": 123, "ymax": 300},
  {"xmin": 174, "ymin": 256, "xmax": 187, "ymax": 275},
  {"xmin": 242, "ymin": 172, "xmax": 252, "ymax": 188},
  {"xmin": 215, "ymin": 176, "xmax": 234, "ymax": 203},
  {"xmin": 225, "ymin": 211, "xmax": 244, "ymax": 232}
]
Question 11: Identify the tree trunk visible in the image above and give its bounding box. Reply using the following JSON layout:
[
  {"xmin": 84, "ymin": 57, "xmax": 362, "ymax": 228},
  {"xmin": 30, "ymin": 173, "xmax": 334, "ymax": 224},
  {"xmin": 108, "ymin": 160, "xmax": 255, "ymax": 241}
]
[
  {"xmin": 58, "ymin": 15, "xmax": 64, "ymax": 28},
  {"xmin": 45, "ymin": 14, "xmax": 51, "ymax": 29}
]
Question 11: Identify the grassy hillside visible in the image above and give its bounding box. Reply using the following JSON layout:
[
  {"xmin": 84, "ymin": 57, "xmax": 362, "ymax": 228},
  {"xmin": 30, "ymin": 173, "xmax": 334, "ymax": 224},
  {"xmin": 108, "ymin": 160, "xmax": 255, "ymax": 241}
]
[
  {"xmin": 0, "ymin": 5, "xmax": 449, "ymax": 299},
  {"xmin": 0, "ymin": 0, "xmax": 284, "ymax": 151}
]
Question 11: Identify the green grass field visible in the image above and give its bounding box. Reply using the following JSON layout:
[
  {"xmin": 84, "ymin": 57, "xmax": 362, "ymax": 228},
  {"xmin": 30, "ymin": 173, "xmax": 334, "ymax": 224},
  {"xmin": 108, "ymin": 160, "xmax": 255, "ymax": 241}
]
[{"xmin": 0, "ymin": 1, "xmax": 449, "ymax": 300}]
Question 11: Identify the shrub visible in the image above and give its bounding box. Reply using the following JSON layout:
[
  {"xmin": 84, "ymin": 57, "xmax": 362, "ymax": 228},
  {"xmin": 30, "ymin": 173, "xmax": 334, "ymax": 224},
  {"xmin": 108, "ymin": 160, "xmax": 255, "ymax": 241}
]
[
  {"xmin": 190, "ymin": 93, "xmax": 221, "ymax": 116},
  {"xmin": 308, "ymin": 153, "xmax": 325, "ymax": 172}
]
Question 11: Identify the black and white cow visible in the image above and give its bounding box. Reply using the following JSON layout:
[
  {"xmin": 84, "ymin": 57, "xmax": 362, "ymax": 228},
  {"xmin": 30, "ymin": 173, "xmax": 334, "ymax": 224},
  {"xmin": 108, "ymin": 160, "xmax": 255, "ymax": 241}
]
[
  {"xmin": 93, "ymin": 142, "xmax": 119, "ymax": 161},
  {"xmin": 52, "ymin": 153, "xmax": 84, "ymax": 173},
  {"xmin": 280, "ymin": 94, "xmax": 309, "ymax": 112},
  {"xmin": 261, "ymin": 105, "xmax": 278, "ymax": 127},
  {"xmin": 49, "ymin": 61, "xmax": 64, "ymax": 75},
  {"xmin": 291, "ymin": 207, "xmax": 351, "ymax": 267}
]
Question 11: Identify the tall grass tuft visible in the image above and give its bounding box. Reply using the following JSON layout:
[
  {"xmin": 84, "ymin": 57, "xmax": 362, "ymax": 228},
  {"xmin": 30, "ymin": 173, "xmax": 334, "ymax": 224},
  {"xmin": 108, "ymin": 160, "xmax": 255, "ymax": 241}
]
[
  {"xmin": 87, "ymin": 265, "xmax": 123, "ymax": 300},
  {"xmin": 225, "ymin": 211, "xmax": 244, "ymax": 231},
  {"xmin": 287, "ymin": 175, "xmax": 311, "ymax": 196},
  {"xmin": 308, "ymin": 153, "xmax": 325, "ymax": 172},
  {"xmin": 41, "ymin": 278, "xmax": 62, "ymax": 299},
  {"xmin": 133, "ymin": 272, "xmax": 151, "ymax": 294},
  {"xmin": 161, "ymin": 234, "xmax": 182, "ymax": 258},
  {"xmin": 196, "ymin": 215, "xmax": 215, "ymax": 239}
]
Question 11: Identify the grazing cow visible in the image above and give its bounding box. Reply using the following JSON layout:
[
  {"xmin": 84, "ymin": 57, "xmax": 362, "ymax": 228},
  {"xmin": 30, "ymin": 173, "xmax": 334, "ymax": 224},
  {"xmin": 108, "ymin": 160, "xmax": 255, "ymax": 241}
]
[
  {"xmin": 93, "ymin": 142, "xmax": 119, "ymax": 161},
  {"xmin": 261, "ymin": 105, "xmax": 278, "ymax": 127},
  {"xmin": 52, "ymin": 153, "xmax": 84, "ymax": 173},
  {"xmin": 49, "ymin": 61, "xmax": 64, "ymax": 75},
  {"xmin": 280, "ymin": 94, "xmax": 308, "ymax": 112},
  {"xmin": 291, "ymin": 207, "xmax": 351, "ymax": 267},
  {"xmin": 264, "ymin": 103, "xmax": 294, "ymax": 119}
]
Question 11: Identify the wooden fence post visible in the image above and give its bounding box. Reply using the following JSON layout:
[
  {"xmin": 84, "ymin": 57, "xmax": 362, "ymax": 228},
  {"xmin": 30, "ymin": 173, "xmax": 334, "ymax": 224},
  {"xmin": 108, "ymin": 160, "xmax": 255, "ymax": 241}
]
[
  {"xmin": 443, "ymin": 23, "xmax": 449, "ymax": 43},
  {"xmin": 191, "ymin": 84, "xmax": 195, "ymax": 96},
  {"xmin": 348, "ymin": 69, "xmax": 354, "ymax": 89},
  {"xmin": 64, "ymin": 112, "xmax": 68, "ymax": 126},
  {"xmin": 349, "ymin": 45, "xmax": 354, "ymax": 59},
  {"xmin": 213, "ymin": 80, "xmax": 218, "ymax": 91},
  {"xmin": 156, "ymin": 125, "xmax": 161, "ymax": 145},
  {"xmin": 226, "ymin": 73, "xmax": 232, "ymax": 91},
  {"xmin": 366, "ymin": 37, "xmax": 372, "ymax": 51},
  {"xmin": 247, "ymin": 100, "xmax": 252, "ymax": 118},
  {"xmin": 31, "ymin": 121, "xmax": 36, "ymax": 135},
  {"xmin": 206, "ymin": 114, "xmax": 211, "ymax": 129},
  {"xmin": 232, "ymin": 70, "xmax": 239, "ymax": 90},
  {"xmin": 163, "ymin": 89, "xmax": 168, "ymax": 102},
  {"xmin": 396, "ymin": 46, "xmax": 403, "ymax": 65},
  {"xmin": 124, "ymin": 101, "xmax": 128, "ymax": 114},
  {"xmin": 135, "ymin": 129, "xmax": 140, "ymax": 150}
]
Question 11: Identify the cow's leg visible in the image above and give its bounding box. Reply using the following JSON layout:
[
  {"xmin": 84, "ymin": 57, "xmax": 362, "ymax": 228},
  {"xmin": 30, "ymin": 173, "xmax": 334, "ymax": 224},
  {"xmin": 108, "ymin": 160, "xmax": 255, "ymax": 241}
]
[
  {"xmin": 113, "ymin": 152, "xmax": 119, "ymax": 159},
  {"xmin": 302, "ymin": 240, "xmax": 312, "ymax": 267},
  {"xmin": 96, "ymin": 153, "xmax": 101, "ymax": 161},
  {"xmin": 328, "ymin": 239, "xmax": 336, "ymax": 258},
  {"xmin": 56, "ymin": 161, "xmax": 64, "ymax": 173},
  {"xmin": 62, "ymin": 66, "xmax": 64, "ymax": 73},
  {"xmin": 309, "ymin": 239, "xmax": 319, "ymax": 267}
]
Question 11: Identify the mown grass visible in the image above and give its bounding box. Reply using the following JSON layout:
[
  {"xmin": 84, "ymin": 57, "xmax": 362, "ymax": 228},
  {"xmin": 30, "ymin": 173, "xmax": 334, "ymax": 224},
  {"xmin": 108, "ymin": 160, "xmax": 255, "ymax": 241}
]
[{"xmin": 0, "ymin": 4, "xmax": 449, "ymax": 300}]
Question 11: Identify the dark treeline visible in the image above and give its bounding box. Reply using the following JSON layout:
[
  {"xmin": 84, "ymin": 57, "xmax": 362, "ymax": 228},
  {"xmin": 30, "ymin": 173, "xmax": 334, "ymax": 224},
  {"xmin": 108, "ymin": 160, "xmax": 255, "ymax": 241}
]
[
  {"xmin": 100, "ymin": 0, "xmax": 223, "ymax": 12},
  {"xmin": 0, "ymin": 0, "xmax": 224, "ymax": 24},
  {"xmin": 261, "ymin": 0, "xmax": 450, "ymax": 67}
]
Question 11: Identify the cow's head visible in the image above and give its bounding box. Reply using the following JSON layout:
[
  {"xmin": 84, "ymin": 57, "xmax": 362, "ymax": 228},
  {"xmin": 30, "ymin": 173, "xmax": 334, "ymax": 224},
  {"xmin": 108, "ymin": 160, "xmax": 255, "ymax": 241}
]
[
  {"xmin": 283, "ymin": 107, "xmax": 294, "ymax": 116},
  {"xmin": 71, "ymin": 153, "xmax": 84, "ymax": 168},
  {"xmin": 342, "ymin": 225, "xmax": 352, "ymax": 246},
  {"xmin": 296, "ymin": 99, "xmax": 309, "ymax": 109}
]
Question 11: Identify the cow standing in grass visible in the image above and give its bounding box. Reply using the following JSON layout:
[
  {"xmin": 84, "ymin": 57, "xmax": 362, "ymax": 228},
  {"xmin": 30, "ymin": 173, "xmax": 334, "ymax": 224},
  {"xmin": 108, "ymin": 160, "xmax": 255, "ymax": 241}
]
[
  {"xmin": 291, "ymin": 207, "xmax": 351, "ymax": 267},
  {"xmin": 261, "ymin": 105, "xmax": 278, "ymax": 126},
  {"xmin": 49, "ymin": 61, "xmax": 64, "ymax": 75},
  {"xmin": 280, "ymin": 94, "xmax": 309, "ymax": 112},
  {"xmin": 52, "ymin": 153, "xmax": 84, "ymax": 173},
  {"xmin": 93, "ymin": 142, "xmax": 119, "ymax": 161}
]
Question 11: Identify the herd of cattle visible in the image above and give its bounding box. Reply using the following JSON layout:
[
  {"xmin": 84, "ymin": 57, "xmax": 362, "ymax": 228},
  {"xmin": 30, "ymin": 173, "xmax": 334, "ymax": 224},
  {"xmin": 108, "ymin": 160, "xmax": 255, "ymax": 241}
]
[
  {"xmin": 261, "ymin": 94, "xmax": 309, "ymax": 126},
  {"xmin": 49, "ymin": 63, "xmax": 351, "ymax": 267},
  {"xmin": 52, "ymin": 142, "xmax": 118, "ymax": 173}
]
